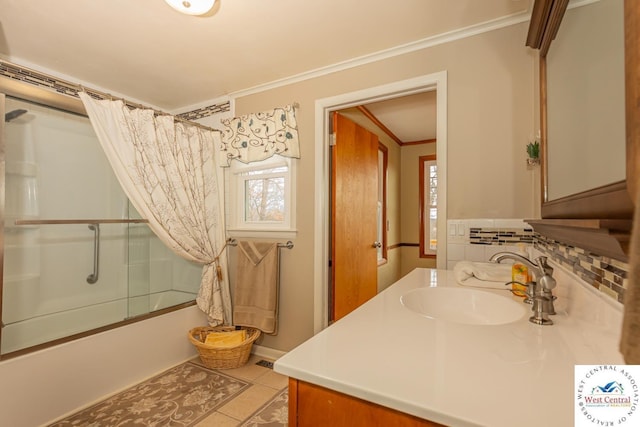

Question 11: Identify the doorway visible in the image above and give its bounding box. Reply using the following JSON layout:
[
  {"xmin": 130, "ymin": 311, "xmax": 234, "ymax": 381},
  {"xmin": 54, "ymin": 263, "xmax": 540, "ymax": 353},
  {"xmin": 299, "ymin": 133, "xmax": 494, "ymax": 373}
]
[{"xmin": 313, "ymin": 71, "xmax": 449, "ymax": 332}]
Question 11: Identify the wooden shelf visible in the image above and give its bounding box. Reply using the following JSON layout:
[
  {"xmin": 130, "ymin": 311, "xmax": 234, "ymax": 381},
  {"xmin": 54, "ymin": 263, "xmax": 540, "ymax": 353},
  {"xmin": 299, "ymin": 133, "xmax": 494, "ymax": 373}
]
[{"xmin": 526, "ymin": 219, "xmax": 632, "ymax": 261}]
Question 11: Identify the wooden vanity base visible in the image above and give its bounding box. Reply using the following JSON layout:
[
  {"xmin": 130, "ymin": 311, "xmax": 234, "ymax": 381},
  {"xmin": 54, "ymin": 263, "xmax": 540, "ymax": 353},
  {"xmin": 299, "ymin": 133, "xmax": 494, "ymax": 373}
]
[{"xmin": 288, "ymin": 378, "xmax": 446, "ymax": 427}]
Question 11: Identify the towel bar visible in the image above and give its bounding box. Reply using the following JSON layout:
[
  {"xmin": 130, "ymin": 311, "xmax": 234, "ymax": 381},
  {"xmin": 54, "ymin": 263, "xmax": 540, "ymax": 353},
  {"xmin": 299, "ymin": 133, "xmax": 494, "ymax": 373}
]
[{"xmin": 225, "ymin": 238, "xmax": 293, "ymax": 249}]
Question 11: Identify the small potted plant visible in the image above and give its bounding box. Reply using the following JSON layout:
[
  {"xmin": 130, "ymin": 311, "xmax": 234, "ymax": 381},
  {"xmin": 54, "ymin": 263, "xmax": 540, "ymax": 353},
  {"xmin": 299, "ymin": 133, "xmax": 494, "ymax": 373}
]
[{"xmin": 526, "ymin": 139, "xmax": 540, "ymax": 166}]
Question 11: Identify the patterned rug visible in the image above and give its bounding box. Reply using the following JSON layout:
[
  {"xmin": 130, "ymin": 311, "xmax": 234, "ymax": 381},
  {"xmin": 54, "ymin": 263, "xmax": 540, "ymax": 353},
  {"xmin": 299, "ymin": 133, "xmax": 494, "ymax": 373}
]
[
  {"xmin": 240, "ymin": 387, "xmax": 288, "ymax": 427},
  {"xmin": 49, "ymin": 362, "xmax": 250, "ymax": 426}
]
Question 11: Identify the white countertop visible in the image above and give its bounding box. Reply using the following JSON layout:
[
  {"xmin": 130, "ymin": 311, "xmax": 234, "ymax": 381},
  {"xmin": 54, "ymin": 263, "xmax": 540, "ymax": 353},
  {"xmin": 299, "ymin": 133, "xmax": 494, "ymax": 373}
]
[{"xmin": 274, "ymin": 267, "xmax": 625, "ymax": 427}]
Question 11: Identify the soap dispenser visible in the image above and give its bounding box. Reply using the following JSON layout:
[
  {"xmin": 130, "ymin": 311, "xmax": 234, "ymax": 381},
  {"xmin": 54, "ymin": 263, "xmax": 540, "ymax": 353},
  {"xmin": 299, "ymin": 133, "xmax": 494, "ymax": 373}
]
[{"xmin": 511, "ymin": 243, "xmax": 531, "ymax": 297}]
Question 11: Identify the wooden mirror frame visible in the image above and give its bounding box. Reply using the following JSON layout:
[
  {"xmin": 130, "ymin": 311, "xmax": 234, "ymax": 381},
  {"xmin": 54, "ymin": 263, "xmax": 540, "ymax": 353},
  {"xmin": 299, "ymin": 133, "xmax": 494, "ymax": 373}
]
[{"xmin": 525, "ymin": 0, "xmax": 638, "ymax": 261}]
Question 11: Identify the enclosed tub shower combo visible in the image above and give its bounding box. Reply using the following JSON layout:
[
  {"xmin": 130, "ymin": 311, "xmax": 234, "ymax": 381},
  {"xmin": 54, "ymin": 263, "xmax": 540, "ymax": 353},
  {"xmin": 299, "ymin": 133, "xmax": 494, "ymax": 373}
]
[{"xmin": 1, "ymin": 95, "xmax": 202, "ymax": 357}]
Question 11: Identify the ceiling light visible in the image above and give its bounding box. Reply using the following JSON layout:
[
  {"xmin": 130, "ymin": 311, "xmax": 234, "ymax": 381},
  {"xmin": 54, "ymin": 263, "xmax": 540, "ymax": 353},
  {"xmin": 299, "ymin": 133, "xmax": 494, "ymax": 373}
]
[{"xmin": 164, "ymin": 0, "xmax": 216, "ymax": 15}]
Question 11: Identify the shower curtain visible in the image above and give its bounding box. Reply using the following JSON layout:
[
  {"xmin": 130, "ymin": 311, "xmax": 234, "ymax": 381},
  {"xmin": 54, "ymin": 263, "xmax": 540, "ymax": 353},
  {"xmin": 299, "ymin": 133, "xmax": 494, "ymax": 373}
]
[{"xmin": 79, "ymin": 93, "xmax": 231, "ymax": 326}]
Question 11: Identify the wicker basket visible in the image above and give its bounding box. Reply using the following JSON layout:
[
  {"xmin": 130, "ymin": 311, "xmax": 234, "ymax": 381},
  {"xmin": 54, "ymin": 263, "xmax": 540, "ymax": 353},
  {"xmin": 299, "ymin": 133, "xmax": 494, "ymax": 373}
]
[{"xmin": 188, "ymin": 326, "xmax": 261, "ymax": 369}]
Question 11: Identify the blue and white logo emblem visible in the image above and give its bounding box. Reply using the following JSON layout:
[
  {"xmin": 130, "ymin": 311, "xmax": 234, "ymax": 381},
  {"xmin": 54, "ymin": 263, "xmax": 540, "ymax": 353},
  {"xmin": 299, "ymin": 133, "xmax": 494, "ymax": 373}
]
[{"xmin": 575, "ymin": 365, "xmax": 639, "ymax": 426}]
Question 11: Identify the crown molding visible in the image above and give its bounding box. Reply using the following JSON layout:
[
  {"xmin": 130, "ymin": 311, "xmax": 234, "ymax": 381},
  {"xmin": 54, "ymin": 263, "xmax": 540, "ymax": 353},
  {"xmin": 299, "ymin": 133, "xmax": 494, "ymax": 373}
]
[{"xmin": 229, "ymin": 10, "xmax": 532, "ymax": 100}]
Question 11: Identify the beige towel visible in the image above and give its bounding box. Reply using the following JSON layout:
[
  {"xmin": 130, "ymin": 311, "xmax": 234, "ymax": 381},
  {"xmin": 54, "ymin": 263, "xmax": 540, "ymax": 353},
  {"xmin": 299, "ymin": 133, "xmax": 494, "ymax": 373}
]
[
  {"xmin": 233, "ymin": 241, "xmax": 279, "ymax": 335},
  {"xmin": 620, "ymin": 187, "xmax": 640, "ymax": 363}
]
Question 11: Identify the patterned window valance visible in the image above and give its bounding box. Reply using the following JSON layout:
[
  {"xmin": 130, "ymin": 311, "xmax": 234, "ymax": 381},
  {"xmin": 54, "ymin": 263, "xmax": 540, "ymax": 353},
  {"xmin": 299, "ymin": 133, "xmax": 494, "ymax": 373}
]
[{"xmin": 219, "ymin": 104, "xmax": 300, "ymax": 167}]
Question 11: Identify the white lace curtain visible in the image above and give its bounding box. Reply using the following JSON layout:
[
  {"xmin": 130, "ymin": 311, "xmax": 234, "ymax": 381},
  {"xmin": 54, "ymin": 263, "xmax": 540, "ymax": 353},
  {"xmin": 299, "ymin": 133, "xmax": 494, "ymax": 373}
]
[
  {"xmin": 219, "ymin": 104, "xmax": 300, "ymax": 166},
  {"xmin": 79, "ymin": 93, "xmax": 231, "ymax": 326}
]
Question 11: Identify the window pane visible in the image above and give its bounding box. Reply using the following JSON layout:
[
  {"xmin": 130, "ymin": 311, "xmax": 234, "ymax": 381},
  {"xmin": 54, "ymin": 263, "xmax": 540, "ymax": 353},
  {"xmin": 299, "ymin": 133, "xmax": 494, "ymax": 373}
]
[
  {"xmin": 245, "ymin": 176, "xmax": 285, "ymax": 221},
  {"xmin": 421, "ymin": 159, "xmax": 437, "ymax": 257},
  {"xmin": 429, "ymin": 208, "xmax": 437, "ymax": 251},
  {"xmin": 429, "ymin": 165, "xmax": 437, "ymax": 206},
  {"xmin": 428, "ymin": 165, "xmax": 437, "ymax": 251},
  {"xmin": 244, "ymin": 166, "xmax": 287, "ymax": 176}
]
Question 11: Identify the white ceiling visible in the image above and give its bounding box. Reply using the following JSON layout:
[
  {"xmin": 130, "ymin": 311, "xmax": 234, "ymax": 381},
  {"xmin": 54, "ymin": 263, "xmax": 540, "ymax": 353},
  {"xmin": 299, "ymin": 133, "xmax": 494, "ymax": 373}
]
[
  {"xmin": 364, "ymin": 91, "xmax": 438, "ymax": 143},
  {"xmin": 0, "ymin": 0, "xmax": 532, "ymax": 113}
]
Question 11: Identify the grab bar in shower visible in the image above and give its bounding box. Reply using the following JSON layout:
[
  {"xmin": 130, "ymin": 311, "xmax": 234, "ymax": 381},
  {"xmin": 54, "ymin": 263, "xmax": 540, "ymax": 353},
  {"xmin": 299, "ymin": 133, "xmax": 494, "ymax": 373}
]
[
  {"xmin": 13, "ymin": 218, "xmax": 150, "ymax": 285},
  {"xmin": 87, "ymin": 223, "xmax": 100, "ymax": 284},
  {"xmin": 14, "ymin": 218, "xmax": 149, "ymax": 225}
]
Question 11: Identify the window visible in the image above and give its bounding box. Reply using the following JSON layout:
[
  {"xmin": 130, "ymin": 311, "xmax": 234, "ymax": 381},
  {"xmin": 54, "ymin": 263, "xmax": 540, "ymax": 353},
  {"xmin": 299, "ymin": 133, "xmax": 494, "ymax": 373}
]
[
  {"xmin": 227, "ymin": 156, "xmax": 296, "ymax": 236},
  {"xmin": 377, "ymin": 144, "xmax": 388, "ymax": 263},
  {"xmin": 419, "ymin": 155, "xmax": 437, "ymax": 258}
]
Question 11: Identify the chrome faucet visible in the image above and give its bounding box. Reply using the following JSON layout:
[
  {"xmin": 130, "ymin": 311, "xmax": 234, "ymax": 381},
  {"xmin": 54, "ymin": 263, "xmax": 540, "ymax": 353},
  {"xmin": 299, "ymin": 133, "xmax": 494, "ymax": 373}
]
[{"xmin": 489, "ymin": 252, "xmax": 557, "ymax": 325}]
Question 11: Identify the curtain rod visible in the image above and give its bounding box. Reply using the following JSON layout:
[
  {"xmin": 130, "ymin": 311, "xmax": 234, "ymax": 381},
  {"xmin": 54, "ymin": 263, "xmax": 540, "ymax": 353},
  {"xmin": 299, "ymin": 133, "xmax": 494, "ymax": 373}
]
[
  {"xmin": 82, "ymin": 89, "xmax": 222, "ymax": 134},
  {"xmin": 0, "ymin": 59, "xmax": 220, "ymax": 134}
]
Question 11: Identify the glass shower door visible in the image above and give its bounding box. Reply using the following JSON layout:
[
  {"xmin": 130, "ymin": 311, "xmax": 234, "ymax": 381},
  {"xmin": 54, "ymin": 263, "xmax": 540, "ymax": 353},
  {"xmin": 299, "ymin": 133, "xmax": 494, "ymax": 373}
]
[{"xmin": 1, "ymin": 95, "xmax": 201, "ymax": 356}]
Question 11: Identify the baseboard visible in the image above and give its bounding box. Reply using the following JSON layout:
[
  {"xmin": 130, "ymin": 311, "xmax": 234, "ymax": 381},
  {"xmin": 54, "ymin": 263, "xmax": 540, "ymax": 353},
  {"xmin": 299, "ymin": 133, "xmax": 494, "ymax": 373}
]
[{"xmin": 251, "ymin": 344, "xmax": 287, "ymax": 361}]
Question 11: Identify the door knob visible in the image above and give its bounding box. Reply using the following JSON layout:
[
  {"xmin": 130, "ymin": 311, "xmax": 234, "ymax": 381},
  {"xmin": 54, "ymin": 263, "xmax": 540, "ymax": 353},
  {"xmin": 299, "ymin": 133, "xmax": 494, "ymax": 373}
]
[{"xmin": 372, "ymin": 241, "xmax": 382, "ymax": 248}]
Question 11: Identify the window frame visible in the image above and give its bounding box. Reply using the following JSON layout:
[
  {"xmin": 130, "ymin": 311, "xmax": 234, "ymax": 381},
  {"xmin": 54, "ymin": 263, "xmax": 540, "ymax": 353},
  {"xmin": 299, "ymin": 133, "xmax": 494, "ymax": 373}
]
[
  {"xmin": 419, "ymin": 155, "xmax": 437, "ymax": 258},
  {"xmin": 226, "ymin": 156, "xmax": 297, "ymax": 239}
]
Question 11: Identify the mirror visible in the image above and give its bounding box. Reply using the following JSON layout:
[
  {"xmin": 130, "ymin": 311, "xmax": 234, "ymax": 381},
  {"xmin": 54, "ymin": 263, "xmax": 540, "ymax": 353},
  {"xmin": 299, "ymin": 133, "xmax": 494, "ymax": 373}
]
[
  {"xmin": 528, "ymin": 0, "xmax": 635, "ymax": 220},
  {"xmin": 525, "ymin": 0, "xmax": 638, "ymax": 261},
  {"xmin": 546, "ymin": 0, "xmax": 625, "ymax": 201}
]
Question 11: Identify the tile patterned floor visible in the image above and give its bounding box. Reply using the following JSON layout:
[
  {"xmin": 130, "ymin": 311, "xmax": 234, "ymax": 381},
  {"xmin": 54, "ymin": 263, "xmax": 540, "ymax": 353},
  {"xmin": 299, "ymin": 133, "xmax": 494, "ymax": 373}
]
[
  {"xmin": 191, "ymin": 355, "xmax": 288, "ymax": 426},
  {"xmin": 50, "ymin": 355, "xmax": 288, "ymax": 427}
]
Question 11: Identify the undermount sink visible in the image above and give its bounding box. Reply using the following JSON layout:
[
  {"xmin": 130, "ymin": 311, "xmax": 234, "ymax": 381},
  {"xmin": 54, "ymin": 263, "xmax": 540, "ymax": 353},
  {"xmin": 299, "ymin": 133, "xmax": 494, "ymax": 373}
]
[{"xmin": 400, "ymin": 286, "xmax": 527, "ymax": 325}]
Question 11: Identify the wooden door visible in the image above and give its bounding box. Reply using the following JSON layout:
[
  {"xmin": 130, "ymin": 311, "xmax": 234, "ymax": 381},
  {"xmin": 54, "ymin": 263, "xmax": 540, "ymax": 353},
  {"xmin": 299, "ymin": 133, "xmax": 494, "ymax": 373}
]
[{"xmin": 331, "ymin": 112, "xmax": 379, "ymax": 321}]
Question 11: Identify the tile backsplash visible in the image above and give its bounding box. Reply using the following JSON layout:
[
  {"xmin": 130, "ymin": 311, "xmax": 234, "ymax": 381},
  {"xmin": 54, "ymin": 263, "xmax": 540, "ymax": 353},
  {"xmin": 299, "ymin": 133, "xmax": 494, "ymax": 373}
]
[
  {"xmin": 446, "ymin": 219, "xmax": 534, "ymax": 269},
  {"xmin": 446, "ymin": 219, "xmax": 629, "ymax": 306},
  {"xmin": 535, "ymin": 234, "xmax": 628, "ymax": 305},
  {"xmin": 469, "ymin": 227, "xmax": 534, "ymax": 245}
]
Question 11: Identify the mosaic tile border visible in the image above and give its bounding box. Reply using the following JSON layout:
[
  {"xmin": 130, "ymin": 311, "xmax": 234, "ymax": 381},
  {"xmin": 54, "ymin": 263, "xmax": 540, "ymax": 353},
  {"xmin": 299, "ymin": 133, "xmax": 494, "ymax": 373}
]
[
  {"xmin": 1, "ymin": 60, "xmax": 85, "ymax": 98},
  {"xmin": 451, "ymin": 221, "xmax": 629, "ymax": 305},
  {"xmin": 1, "ymin": 60, "xmax": 230, "ymax": 121},
  {"xmin": 469, "ymin": 227, "xmax": 535, "ymax": 245},
  {"xmin": 177, "ymin": 102, "xmax": 230, "ymax": 121},
  {"xmin": 534, "ymin": 234, "xmax": 629, "ymax": 305}
]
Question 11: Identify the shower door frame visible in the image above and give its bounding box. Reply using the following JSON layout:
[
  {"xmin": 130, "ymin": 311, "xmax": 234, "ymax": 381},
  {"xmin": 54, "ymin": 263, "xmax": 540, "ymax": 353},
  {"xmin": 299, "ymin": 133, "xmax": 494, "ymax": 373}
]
[{"xmin": 0, "ymin": 77, "xmax": 196, "ymax": 360}]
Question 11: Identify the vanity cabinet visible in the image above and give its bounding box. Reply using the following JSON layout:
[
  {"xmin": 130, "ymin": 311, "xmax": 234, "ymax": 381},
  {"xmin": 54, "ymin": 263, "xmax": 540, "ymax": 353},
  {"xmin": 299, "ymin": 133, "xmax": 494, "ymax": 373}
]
[{"xmin": 287, "ymin": 378, "xmax": 445, "ymax": 427}]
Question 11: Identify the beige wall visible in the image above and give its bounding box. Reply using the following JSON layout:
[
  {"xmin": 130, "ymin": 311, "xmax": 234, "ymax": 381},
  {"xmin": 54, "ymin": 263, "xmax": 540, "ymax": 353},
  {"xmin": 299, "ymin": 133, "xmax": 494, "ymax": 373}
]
[
  {"xmin": 399, "ymin": 143, "xmax": 438, "ymax": 277},
  {"xmin": 234, "ymin": 22, "xmax": 537, "ymax": 352},
  {"xmin": 378, "ymin": 137, "xmax": 402, "ymax": 292}
]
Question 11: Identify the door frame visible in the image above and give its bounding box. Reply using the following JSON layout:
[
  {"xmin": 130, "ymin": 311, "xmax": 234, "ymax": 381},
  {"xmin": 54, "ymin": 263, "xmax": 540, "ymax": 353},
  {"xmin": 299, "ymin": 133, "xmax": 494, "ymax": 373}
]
[{"xmin": 313, "ymin": 71, "xmax": 448, "ymax": 332}]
